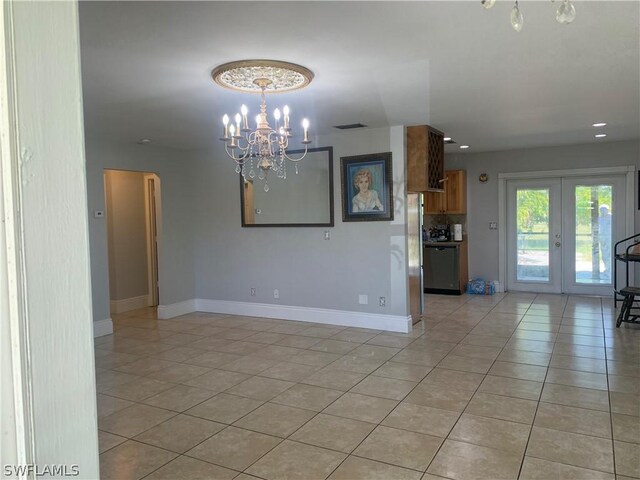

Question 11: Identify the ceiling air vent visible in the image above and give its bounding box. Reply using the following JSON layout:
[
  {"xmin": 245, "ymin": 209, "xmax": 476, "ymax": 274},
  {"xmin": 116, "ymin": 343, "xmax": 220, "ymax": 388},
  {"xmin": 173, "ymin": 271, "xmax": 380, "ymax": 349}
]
[{"xmin": 333, "ymin": 123, "xmax": 368, "ymax": 130}]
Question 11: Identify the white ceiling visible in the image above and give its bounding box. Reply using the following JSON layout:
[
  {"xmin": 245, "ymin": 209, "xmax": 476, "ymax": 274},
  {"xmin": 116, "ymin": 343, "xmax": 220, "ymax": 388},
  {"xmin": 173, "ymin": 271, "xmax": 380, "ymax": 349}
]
[{"xmin": 78, "ymin": 1, "xmax": 640, "ymax": 154}]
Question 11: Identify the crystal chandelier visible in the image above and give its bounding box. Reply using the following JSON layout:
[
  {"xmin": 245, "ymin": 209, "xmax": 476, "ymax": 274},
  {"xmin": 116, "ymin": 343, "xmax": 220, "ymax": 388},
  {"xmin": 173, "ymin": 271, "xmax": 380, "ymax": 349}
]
[
  {"xmin": 481, "ymin": 0, "xmax": 576, "ymax": 32},
  {"xmin": 212, "ymin": 60, "xmax": 314, "ymax": 192}
]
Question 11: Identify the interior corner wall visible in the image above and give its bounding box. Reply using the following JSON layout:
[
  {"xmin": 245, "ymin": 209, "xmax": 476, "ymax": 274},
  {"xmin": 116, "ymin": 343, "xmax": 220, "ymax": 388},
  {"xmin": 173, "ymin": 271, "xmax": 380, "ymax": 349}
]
[
  {"xmin": 445, "ymin": 140, "xmax": 640, "ymax": 284},
  {"xmin": 85, "ymin": 138, "xmax": 196, "ymax": 324},
  {"xmin": 191, "ymin": 126, "xmax": 410, "ymax": 322}
]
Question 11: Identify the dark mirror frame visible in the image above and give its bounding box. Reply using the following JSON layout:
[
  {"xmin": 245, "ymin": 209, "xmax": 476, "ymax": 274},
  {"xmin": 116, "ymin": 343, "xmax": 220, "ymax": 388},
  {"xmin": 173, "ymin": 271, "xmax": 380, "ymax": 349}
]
[{"xmin": 240, "ymin": 146, "xmax": 335, "ymax": 227}]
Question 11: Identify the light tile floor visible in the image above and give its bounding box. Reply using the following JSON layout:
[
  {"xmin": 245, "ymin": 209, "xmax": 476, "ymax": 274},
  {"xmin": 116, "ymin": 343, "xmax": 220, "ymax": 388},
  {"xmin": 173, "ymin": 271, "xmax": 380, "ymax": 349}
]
[{"xmin": 96, "ymin": 293, "xmax": 640, "ymax": 480}]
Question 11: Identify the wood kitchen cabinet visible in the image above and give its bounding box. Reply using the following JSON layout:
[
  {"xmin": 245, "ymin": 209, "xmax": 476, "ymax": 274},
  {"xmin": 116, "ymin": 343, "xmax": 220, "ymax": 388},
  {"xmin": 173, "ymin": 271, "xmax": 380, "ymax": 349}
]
[
  {"xmin": 406, "ymin": 125, "xmax": 444, "ymax": 192},
  {"xmin": 424, "ymin": 169, "xmax": 467, "ymax": 214}
]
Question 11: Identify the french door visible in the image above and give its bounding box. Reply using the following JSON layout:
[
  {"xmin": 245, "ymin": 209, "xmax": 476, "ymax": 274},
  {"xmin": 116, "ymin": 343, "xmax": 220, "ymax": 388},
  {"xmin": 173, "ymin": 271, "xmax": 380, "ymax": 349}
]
[{"xmin": 507, "ymin": 174, "xmax": 626, "ymax": 295}]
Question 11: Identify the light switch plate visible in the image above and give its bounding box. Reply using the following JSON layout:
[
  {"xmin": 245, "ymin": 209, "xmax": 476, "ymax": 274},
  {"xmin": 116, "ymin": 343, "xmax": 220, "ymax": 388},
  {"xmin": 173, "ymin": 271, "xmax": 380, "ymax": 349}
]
[{"xmin": 358, "ymin": 294, "xmax": 368, "ymax": 305}]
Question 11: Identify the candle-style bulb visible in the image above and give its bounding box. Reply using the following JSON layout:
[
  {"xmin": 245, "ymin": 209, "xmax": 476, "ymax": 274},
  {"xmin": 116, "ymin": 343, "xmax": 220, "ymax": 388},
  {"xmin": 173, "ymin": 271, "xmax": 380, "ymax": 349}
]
[
  {"xmin": 229, "ymin": 124, "xmax": 235, "ymax": 135},
  {"xmin": 274, "ymin": 108, "xmax": 281, "ymax": 120},
  {"xmin": 241, "ymin": 104, "xmax": 248, "ymax": 115},
  {"xmin": 221, "ymin": 114, "xmax": 230, "ymax": 140},
  {"xmin": 302, "ymin": 118, "xmax": 309, "ymax": 131}
]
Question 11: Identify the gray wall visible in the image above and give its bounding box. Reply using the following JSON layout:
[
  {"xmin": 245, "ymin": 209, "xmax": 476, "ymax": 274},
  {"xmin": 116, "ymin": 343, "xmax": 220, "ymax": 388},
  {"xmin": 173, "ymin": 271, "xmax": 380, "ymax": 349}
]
[
  {"xmin": 191, "ymin": 126, "xmax": 410, "ymax": 317},
  {"xmin": 446, "ymin": 140, "xmax": 640, "ymax": 282},
  {"xmin": 104, "ymin": 170, "xmax": 149, "ymax": 301},
  {"xmin": 86, "ymin": 138, "xmax": 196, "ymax": 322}
]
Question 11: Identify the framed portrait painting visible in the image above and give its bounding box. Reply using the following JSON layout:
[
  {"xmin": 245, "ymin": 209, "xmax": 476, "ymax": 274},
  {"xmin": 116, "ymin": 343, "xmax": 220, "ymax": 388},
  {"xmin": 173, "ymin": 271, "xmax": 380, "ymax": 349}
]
[{"xmin": 340, "ymin": 152, "xmax": 393, "ymax": 222}]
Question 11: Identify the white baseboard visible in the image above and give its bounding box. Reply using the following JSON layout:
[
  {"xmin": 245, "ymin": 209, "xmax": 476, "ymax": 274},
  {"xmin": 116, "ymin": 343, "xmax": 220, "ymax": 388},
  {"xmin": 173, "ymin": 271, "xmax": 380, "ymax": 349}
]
[
  {"xmin": 93, "ymin": 318, "xmax": 113, "ymax": 337},
  {"xmin": 195, "ymin": 299, "xmax": 412, "ymax": 333},
  {"xmin": 110, "ymin": 294, "xmax": 150, "ymax": 314},
  {"xmin": 157, "ymin": 299, "xmax": 197, "ymax": 320},
  {"xmin": 156, "ymin": 298, "xmax": 411, "ymax": 332}
]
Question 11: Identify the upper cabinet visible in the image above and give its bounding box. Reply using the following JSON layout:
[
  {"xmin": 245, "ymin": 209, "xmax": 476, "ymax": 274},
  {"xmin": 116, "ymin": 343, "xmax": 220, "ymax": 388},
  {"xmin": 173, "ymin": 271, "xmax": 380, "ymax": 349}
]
[
  {"xmin": 406, "ymin": 125, "xmax": 444, "ymax": 193},
  {"xmin": 424, "ymin": 170, "xmax": 467, "ymax": 214}
]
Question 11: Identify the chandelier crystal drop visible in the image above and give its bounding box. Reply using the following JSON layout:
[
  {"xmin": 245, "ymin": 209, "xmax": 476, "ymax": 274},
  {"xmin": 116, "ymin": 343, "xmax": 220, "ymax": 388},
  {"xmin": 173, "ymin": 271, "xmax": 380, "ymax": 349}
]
[
  {"xmin": 482, "ymin": 0, "xmax": 576, "ymax": 30},
  {"xmin": 511, "ymin": 1, "xmax": 524, "ymax": 32},
  {"xmin": 556, "ymin": 0, "xmax": 576, "ymax": 24},
  {"xmin": 212, "ymin": 60, "xmax": 314, "ymax": 192}
]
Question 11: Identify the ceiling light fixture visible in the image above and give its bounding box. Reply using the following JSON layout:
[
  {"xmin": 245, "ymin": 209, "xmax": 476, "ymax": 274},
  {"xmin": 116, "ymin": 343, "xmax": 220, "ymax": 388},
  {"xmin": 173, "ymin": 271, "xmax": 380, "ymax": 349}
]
[
  {"xmin": 595, "ymin": 134, "xmax": 607, "ymax": 138},
  {"xmin": 592, "ymin": 122, "xmax": 607, "ymax": 127},
  {"xmin": 213, "ymin": 60, "xmax": 314, "ymax": 192},
  {"xmin": 444, "ymin": 137, "xmax": 452, "ymax": 142},
  {"xmin": 484, "ymin": 0, "xmax": 576, "ymax": 32},
  {"xmin": 460, "ymin": 145, "xmax": 470, "ymax": 149}
]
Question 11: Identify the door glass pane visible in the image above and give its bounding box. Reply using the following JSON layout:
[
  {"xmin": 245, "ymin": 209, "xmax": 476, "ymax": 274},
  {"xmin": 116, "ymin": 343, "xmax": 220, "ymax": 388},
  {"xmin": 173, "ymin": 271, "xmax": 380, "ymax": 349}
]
[
  {"xmin": 575, "ymin": 185, "xmax": 613, "ymax": 284},
  {"xmin": 516, "ymin": 188, "xmax": 550, "ymax": 282}
]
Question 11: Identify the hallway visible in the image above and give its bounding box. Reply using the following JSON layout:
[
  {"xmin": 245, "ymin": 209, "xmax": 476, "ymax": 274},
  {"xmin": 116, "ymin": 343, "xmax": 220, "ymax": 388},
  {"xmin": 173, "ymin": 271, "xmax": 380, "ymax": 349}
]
[{"xmin": 96, "ymin": 293, "xmax": 640, "ymax": 479}]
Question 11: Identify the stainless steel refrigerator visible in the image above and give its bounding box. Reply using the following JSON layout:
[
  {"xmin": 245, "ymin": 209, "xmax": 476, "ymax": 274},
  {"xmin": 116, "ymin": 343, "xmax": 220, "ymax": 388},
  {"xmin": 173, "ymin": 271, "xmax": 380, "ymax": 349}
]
[{"xmin": 407, "ymin": 193, "xmax": 424, "ymax": 323}]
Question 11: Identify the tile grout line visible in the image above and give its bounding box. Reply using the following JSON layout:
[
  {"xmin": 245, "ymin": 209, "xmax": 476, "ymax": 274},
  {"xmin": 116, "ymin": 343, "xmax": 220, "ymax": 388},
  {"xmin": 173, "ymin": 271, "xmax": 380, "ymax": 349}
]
[{"xmin": 602, "ymin": 295, "xmax": 618, "ymax": 478}]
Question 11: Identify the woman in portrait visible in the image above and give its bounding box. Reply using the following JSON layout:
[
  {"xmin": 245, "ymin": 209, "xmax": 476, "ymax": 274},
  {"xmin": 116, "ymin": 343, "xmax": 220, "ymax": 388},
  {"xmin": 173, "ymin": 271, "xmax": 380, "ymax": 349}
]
[{"xmin": 351, "ymin": 168, "xmax": 383, "ymax": 212}]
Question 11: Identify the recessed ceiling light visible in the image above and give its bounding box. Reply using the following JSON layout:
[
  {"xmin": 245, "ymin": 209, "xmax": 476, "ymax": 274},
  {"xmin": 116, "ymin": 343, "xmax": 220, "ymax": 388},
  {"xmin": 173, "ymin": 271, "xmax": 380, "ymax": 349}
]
[
  {"xmin": 137, "ymin": 138, "xmax": 152, "ymax": 145},
  {"xmin": 592, "ymin": 122, "xmax": 607, "ymax": 127},
  {"xmin": 460, "ymin": 145, "xmax": 470, "ymax": 149},
  {"xmin": 594, "ymin": 134, "xmax": 607, "ymax": 138},
  {"xmin": 444, "ymin": 137, "xmax": 452, "ymax": 141}
]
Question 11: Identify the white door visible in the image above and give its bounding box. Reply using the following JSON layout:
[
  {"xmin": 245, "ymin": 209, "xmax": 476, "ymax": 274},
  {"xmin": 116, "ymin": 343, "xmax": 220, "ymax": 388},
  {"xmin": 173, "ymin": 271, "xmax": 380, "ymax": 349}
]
[
  {"xmin": 507, "ymin": 178, "xmax": 563, "ymax": 293},
  {"xmin": 507, "ymin": 174, "xmax": 627, "ymax": 294},
  {"xmin": 562, "ymin": 176, "xmax": 626, "ymax": 295}
]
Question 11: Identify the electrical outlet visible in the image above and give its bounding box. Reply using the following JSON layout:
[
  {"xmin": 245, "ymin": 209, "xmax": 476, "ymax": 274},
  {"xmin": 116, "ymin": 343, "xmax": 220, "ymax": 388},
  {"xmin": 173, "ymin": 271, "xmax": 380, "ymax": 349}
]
[
  {"xmin": 379, "ymin": 296, "xmax": 386, "ymax": 307},
  {"xmin": 250, "ymin": 287, "xmax": 256, "ymax": 297},
  {"xmin": 324, "ymin": 230, "xmax": 330, "ymax": 240},
  {"xmin": 273, "ymin": 289, "xmax": 279, "ymax": 299},
  {"xmin": 489, "ymin": 222, "xmax": 498, "ymax": 230}
]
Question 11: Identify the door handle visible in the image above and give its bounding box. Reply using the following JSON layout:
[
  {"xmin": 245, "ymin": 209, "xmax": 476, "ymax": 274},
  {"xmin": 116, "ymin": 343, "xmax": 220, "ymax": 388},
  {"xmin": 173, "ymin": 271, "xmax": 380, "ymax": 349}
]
[{"xmin": 555, "ymin": 242, "xmax": 561, "ymax": 247}]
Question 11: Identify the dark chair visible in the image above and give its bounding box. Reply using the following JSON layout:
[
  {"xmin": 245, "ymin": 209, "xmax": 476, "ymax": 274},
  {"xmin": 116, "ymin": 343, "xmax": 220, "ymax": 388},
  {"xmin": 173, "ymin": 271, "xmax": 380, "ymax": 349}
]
[{"xmin": 616, "ymin": 286, "xmax": 640, "ymax": 327}]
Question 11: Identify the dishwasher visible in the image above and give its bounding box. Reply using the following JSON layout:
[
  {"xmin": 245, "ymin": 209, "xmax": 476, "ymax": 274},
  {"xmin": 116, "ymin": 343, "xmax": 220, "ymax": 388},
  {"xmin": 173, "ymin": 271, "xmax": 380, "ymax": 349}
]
[{"xmin": 424, "ymin": 244, "xmax": 460, "ymax": 294}]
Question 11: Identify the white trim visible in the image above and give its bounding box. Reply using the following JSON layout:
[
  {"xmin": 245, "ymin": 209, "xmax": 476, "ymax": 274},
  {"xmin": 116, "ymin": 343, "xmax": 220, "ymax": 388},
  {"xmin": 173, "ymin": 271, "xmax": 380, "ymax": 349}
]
[
  {"xmin": 498, "ymin": 177, "xmax": 506, "ymax": 293},
  {"xmin": 159, "ymin": 298, "xmax": 412, "ymax": 333},
  {"xmin": 110, "ymin": 294, "xmax": 150, "ymax": 314},
  {"xmin": 0, "ymin": 0, "xmax": 35, "ymax": 467},
  {"xmin": 625, "ymin": 168, "xmax": 635, "ymax": 283},
  {"xmin": 498, "ymin": 166, "xmax": 633, "ymax": 180},
  {"xmin": 499, "ymin": 166, "xmax": 635, "ymax": 293},
  {"xmin": 157, "ymin": 299, "xmax": 197, "ymax": 319},
  {"xmin": 93, "ymin": 318, "xmax": 114, "ymax": 338}
]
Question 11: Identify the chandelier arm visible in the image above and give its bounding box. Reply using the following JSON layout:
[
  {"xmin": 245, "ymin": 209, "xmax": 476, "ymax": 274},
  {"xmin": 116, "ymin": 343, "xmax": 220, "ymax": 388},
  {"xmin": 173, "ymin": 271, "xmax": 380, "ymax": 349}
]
[
  {"xmin": 224, "ymin": 143, "xmax": 251, "ymax": 163},
  {"xmin": 281, "ymin": 145, "xmax": 309, "ymax": 163}
]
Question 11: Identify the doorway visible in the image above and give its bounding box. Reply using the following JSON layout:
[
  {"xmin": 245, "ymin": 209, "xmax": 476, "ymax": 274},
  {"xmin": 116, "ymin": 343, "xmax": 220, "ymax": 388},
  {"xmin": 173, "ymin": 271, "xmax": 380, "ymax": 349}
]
[
  {"xmin": 501, "ymin": 168, "xmax": 633, "ymax": 295},
  {"xmin": 104, "ymin": 169, "xmax": 161, "ymax": 313}
]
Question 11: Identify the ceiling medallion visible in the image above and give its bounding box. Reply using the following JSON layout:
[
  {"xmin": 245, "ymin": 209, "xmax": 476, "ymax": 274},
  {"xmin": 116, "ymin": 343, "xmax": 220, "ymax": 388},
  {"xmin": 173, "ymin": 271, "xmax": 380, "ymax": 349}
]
[
  {"xmin": 213, "ymin": 60, "xmax": 314, "ymax": 192},
  {"xmin": 212, "ymin": 59, "xmax": 314, "ymax": 94}
]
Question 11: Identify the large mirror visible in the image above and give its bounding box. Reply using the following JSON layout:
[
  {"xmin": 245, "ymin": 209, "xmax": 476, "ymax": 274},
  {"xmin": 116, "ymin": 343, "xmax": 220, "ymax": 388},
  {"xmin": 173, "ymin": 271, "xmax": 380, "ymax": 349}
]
[{"xmin": 240, "ymin": 146, "xmax": 334, "ymax": 227}]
